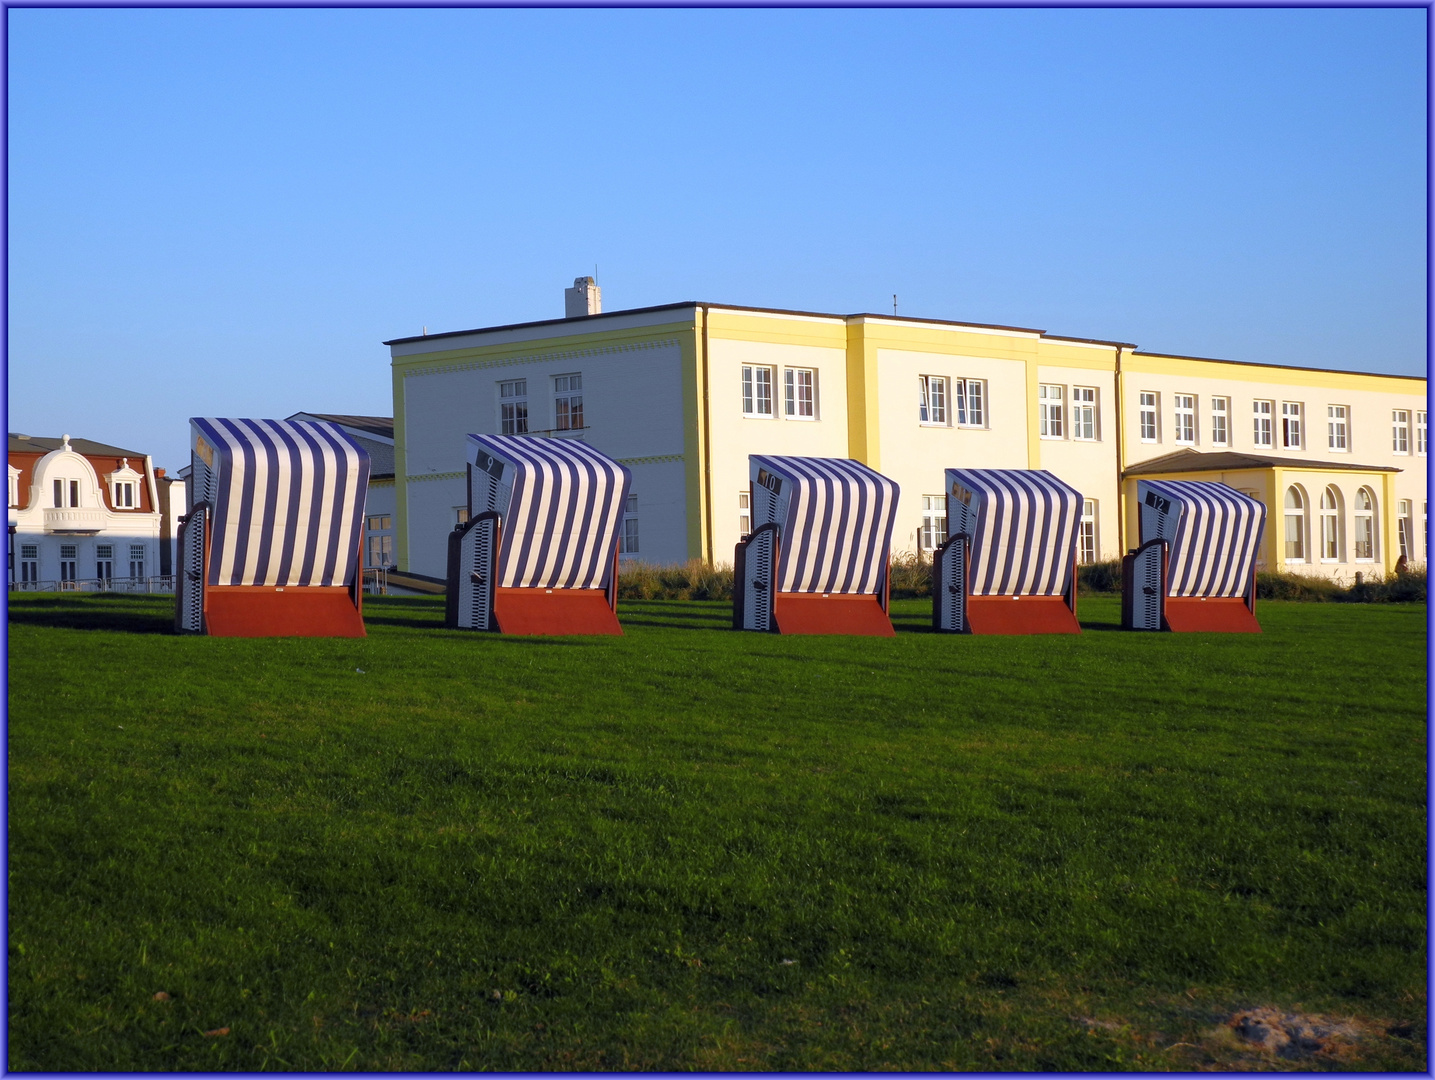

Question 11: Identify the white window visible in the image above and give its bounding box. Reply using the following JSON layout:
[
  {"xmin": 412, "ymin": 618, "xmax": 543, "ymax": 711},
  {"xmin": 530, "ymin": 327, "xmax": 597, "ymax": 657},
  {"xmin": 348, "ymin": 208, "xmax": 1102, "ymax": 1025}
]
[
  {"xmin": 1283, "ymin": 487, "xmax": 1306, "ymax": 563},
  {"xmin": 1319, "ymin": 487, "xmax": 1342, "ymax": 562},
  {"xmin": 19, "ymin": 544, "xmax": 38, "ymax": 584},
  {"xmin": 1417, "ymin": 411, "xmax": 1427, "ymax": 456},
  {"xmin": 1078, "ymin": 499, "xmax": 1097, "ymax": 564},
  {"xmin": 1392, "ymin": 410, "xmax": 1410, "ymax": 454},
  {"xmin": 1071, "ymin": 387, "xmax": 1098, "ymax": 441},
  {"xmin": 1327, "ymin": 405, "xmax": 1349, "ymax": 452},
  {"xmin": 554, "ymin": 373, "xmax": 583, "ymax": 431},
  {"xmin": 1398, "ymin": 499, "xmax": 1413, "ymax": 560},
  {"xmin": 1038, "ymin": 384, "xmax": 1064, "ymax": 438},
  {"xmin": 366, "ymin": 514, "xmax": 393, "ymax": 568},
  {"xmin": 7, "ymin": 467, "xmax": 18, "ymax": 508},
  {"xmin": 129, "ymin": 544, "xmax": 145, "ymax": 579},
  {"xmin": 618, "ymin": 494, "xmax": 639, "ymax": 555},
  {"xmin": 1173, "ymin": 394, "xmax": 1196, "ymax": 445},
  {"xmin": 1210, "ymin": 396, "xmax": 1229, "ymax": 447},
  {"xmin": 954, "ymin": 379, "xmax": 986, "ymax": 428},
  {"xmin": 920, "ymin": 495, "xmax": 947, "ymax": 552},
  {"xmin": 1138, "ymin": 392, "xmax": 1158, "ymax": 442},
  {"xmin": 1353, "ymin": 488, "xmax": 1376, "ymax": 561},
  {"xmin": 499, "ymin": 379, "xmax": 528, "ymax": 436},
  {"xmin": 59, "ymin": 543, "xmax": 77, "ymax": 583},
  {"xmin": 113, "ymin": 480, "xmax": 136, "ymax": 508},
  {"xmin": 739, "ymin": 492, "xmax": 750, "ymax": 540},
  {"xmin": 742, "ymin": 366, "xmax": 774, "ymax": 418},
  {"xmin": 919, "ymin": 375, "xmax": 948, "ymax": 426},
  {"xmin": 1281, "ymin": 402, "xmax": 1303, "ymax": 450},
  {"xmin": 454, "ymin": 506, "xmax": 469, "ymax": 526},
  {"xmin": 784, "ymin": 368, "xmax": 816, "ymax": 419},
  {"xmin": 96, "ymin": 544, "xmax": 114, "ymax": 582},
  {"xmin": 1253, "ymin": 400, "xmax": 1273, "ymax": 449}
]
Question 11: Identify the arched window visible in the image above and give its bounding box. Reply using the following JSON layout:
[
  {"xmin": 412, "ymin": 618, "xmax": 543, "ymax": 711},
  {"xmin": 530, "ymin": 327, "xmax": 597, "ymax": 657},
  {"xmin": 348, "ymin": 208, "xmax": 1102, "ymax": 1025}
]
[
  {"xmin": 1354, "ymin": 487, "xmax": 1377, "ymax": 561},
  {"xmin": 1283, "ymin": 487, "xmax": 1306, "ymax": 562},
  {"xmin": 1320, "ymin": 486, "xmax": 1342, "ymax": 562}
]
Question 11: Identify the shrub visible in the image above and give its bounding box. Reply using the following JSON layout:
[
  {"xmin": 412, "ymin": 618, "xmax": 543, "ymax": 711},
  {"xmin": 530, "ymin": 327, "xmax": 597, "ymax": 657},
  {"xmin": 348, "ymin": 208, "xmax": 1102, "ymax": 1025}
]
[
  {"xmin": 888, "ymin": 551, "xmax": 933, "ymax": 599},
  {"xmin": 1076, "ymin": 559, "xmax": 1123, "ymax": 595},
  {"xmin": 617, "ymin": 560, "xmax": 734, "ymax": 601}
]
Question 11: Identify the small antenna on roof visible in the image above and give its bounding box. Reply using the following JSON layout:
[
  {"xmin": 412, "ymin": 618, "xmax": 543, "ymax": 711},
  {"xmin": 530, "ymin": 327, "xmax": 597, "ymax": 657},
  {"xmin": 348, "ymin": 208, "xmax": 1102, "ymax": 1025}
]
[{"xmin": 893, "ymin": 294, "xmax": 897, "ymax": 316}]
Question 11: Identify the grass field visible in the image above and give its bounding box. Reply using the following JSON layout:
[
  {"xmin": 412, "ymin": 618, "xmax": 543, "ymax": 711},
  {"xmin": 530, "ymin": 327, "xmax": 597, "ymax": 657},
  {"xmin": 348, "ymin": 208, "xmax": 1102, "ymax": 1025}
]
[{"xmin": 7, "ymin": 593, "xmax": 1428, "ymax": 1070}]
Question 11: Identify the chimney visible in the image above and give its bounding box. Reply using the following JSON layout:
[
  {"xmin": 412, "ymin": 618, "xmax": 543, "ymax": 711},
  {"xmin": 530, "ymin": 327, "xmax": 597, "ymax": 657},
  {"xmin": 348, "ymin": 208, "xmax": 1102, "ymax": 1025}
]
[{"xmin": 564, "ymin": 276, "xmax": 601, "ymax": 318}]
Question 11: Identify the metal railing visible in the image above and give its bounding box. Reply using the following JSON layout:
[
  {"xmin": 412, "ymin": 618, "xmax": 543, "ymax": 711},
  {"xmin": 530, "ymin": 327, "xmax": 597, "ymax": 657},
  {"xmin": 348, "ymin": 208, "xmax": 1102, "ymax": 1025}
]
[
  {"xmin": 362, "ymin": 566, "xmax": 389, "ymax": 595},
  {"xmin": 9, "ymin": 575, "xmax": 177, "ymax": 594}
]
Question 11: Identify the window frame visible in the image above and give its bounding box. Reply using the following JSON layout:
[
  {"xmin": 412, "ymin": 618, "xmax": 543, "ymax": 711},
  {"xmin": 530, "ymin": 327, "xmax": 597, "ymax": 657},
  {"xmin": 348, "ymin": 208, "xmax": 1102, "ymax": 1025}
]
[
  {"xmin": 553, "ymin": 373, "xmax": 584, "ymax": 432},
  {"xmin": 1283, "ymin": 487, "xmax": 1307, "ymax": 564},
  {"xmin": 784, "ymin": 367, "xmax": 817, "ymax": 420},
  {"xmin": 920, "ymin": 494, "xmax": 948, "ymax": 552},
  {"xmin": 1417, "ymin": 410, "xmax": 1427, "ymax": 456},
  {"xmin": 1078, "ymin": 499, "xmax": 1098, "ymax": 564},
  {"xmin": 738, "ymin": 491, "xmax": 751, "ymax": 540},
  {"xmin": 1319, "ymin": 487, "xmax": 1342, "ymax": 563},
  {"xmin": 954, "ymin": 378, "xmax": 986, "ymax": 429},
  {"xmin": 499, "ymin": 378, "xmax": 529, "ymax": 436},
  {"xmin": 129, "ymin": 544, "xmax": 145, "ymax": 580},
  {"xmin": 1071, "ymin": 386, "xmax": 1098, "ymax": 441},
  {"xmin": 742, "ymin": 365, "xmax": 776, "ymax": 419},
  {"xmin": 1210, "ymin": 396, "xmax": 1230, "ymax": 447},
  {"xmin": 1392, "ymin": 409, "xmax": 1410, "ymax": 454},
  {"xmin": 1038, "ymin": 384, "xmax": 1065, "ymax": 439},
  {"xmin": 1327, "ymin": 404, "xmax": 1349, "ymax": 452},
  {"xmin": 1173, "ymin": 394, "xmax": 1196, "ymax": 446},
  {"xmin": 618, "ymin": 493, "xmax": 639, "ymax": 556},
  {"xmin": 1281, "ymin": 401, "xmax": 1304, "ymax": 450},
  {"xmin": 1138, "ymin": 392, "xmax": 1159, "ymax": 443},
  {"xmin": 1353, "ymin": 487, "xmax": 1377, "ymax": 562},
  {"xmin": 918, "ymin": 375, "xmax": 948, "ymax": 427},
  {"xmin": 1253, "ymin": 400, "xmax": 1274, "ymax": 449}
]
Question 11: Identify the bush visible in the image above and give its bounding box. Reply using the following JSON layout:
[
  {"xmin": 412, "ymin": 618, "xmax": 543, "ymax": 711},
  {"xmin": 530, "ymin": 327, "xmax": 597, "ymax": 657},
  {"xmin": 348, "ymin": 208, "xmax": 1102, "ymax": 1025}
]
[
  {"xmin": 1258, "ymin": 564, "xmax": 1426, "ymax": 604},
  {"xmin": 888, "ymin": 551, "xmax": 933, "ymax": 599},
  {"xmin": 1077, "ymin": 559, "xmax": 1123, "ymax": 595},
  {"xmin": 617, "ymin": 560, "xmax": 734, "ymax": 601}
]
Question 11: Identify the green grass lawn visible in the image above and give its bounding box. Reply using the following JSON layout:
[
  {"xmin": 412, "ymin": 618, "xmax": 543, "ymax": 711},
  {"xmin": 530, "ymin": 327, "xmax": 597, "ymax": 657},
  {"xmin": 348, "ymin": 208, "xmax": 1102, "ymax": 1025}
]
[{"xmin": 7, "ymin": 593, "xmax": 1428, "ymax": 1070}]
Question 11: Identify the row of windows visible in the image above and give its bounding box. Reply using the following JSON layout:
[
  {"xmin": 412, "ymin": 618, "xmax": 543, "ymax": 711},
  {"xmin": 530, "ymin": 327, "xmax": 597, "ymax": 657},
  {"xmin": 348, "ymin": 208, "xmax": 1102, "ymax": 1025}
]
[
  {"xmin": 1138, "ymin": 393, "xmax": 1427, "ymax": 456},
  {"xmin": 1282, "ymin": 486, "xmax": 1426, "ymax": 564},
  {"xmin": 741, "ymin": 366, "xmax": 820, "ymax": 420},
  {"xmin": 15, "ymin": 542, "xmax": 146, "ymax": 583},
  {"xmin": 1038, "ymin": 384, "xmax": 1100, "ymax": 441},
  {"xmin": 9, "ymin": 473, "xmax": 141, "ymax": 510},
  {"xmin": 497, "ymin": 375, "xmax": 584, "ymax": 436}
]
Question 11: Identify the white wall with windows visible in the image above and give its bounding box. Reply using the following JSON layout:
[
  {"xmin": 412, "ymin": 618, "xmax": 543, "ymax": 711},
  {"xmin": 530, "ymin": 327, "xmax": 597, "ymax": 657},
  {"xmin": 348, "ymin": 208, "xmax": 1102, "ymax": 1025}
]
[
  {"xmin": 8, "ymin": 439, "xmax": 160, "ymax": 588},
  {"xmin": 707, "ymin": 334, "xmax": 849, "ymax": 562}
]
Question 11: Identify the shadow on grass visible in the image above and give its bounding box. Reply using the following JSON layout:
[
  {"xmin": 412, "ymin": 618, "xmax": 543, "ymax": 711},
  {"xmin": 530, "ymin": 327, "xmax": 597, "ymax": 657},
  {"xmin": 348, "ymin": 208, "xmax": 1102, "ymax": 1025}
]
[{"xmin": 7, "ymin": 600, "xmax": 173, "ymax": 635}]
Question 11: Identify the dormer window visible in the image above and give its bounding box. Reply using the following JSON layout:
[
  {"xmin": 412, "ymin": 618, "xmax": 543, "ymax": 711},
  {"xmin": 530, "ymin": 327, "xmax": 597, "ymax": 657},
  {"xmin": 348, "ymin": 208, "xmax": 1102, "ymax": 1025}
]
[
  {"xmin": 107, "ymin": 459, "xmax": 143, "ymax": 510},
  {"xmin": 7, "ymin": 465, "xmax": 18, "ymax": 508},
  {"xmin": 53, "ymin": 479, "xmax": 79, "ymax": 508}
]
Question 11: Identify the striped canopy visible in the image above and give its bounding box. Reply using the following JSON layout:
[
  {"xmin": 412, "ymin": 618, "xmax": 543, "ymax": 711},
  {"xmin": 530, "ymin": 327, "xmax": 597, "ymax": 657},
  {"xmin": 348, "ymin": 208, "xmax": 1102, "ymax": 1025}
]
[
  {"xmin": 945, "ymin": 468, "xmax": 1081, "ymax": 596},
  {"xmin": 748, "ymin": 455, "xmax": 899, "ymax": 595},
  {"xmin": 467, "ymin": 435, "xmax": 631, "ymax": 590},
  {"xmin": 1137, "ymin": 479, "xmax": 1266, "ymax": 598},
  {"xmin": 190, "ymin": 418, "xmax": 370, "ymax": 588}
]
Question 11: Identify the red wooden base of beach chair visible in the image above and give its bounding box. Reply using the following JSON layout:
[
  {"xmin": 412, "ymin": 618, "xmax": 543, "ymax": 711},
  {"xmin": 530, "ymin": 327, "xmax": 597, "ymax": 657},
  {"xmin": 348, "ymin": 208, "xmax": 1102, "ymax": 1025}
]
[
  {"xmin": 203, "ymin": 586, "xmax": 367, "ymax": 638},
  {"xmin": 1162, "ymin": 596, "xmax": 1261, "ymax": 633},
  {"xmin": 493, "ymin": 587, "xmax": 623, "ymax": 636},
  {"xmin": 773, "ymin": 592, "xmax": 895, "ymax": 636},
  {"xmin": 965, "ymin": 595, "xmax": 1081, "ymax": 635}
]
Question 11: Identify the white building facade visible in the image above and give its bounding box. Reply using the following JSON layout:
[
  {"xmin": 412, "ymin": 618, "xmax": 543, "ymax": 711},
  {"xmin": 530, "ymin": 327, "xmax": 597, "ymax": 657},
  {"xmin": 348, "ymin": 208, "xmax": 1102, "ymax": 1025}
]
[{"xmin": 8, "ymin": 434, "xmax": 164, "ymax": 589}]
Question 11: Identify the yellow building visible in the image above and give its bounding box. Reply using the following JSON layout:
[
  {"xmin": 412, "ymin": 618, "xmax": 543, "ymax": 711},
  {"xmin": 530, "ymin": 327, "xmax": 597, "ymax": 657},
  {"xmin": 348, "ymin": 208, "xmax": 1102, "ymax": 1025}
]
[{"xmin": 385, "ymin": 288, "xmax": 1426, "ymax": 582}]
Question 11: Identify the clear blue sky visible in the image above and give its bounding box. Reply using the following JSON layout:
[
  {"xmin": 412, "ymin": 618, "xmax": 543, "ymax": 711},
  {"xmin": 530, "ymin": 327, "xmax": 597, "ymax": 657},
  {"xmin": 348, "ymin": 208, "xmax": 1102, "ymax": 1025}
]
[{"xmin": 7, "ymin": 7, "xmax": 1427, "ymax": 471}]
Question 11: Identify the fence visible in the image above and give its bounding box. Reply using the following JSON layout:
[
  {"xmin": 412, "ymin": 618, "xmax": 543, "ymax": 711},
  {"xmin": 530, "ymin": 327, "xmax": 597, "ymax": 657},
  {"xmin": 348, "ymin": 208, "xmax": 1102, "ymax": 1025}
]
[{"xmin": 9, "ymin": 576, "xmax": 177, "ymax": 594}]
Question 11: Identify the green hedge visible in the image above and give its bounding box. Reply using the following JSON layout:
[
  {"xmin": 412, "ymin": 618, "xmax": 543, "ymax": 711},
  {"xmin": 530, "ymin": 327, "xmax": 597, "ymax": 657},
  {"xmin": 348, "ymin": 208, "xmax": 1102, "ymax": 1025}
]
[{"xmin": 620, "ymin": 557, "xmax": 1427, "ymax": 604}]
